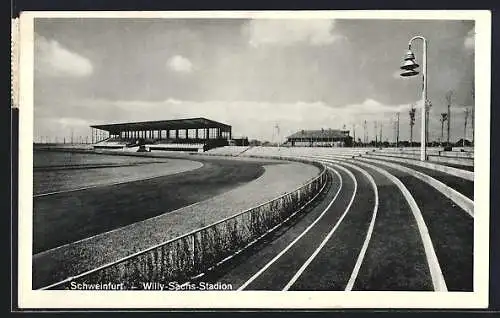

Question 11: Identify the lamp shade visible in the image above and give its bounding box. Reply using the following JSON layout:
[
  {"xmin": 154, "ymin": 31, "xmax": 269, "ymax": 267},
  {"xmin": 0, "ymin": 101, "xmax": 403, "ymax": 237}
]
[
  {"xmin": 400, "ymin": 69, "xmax": 419, "ymax": 77},
  {"xmin": 400, "ymin": 59, "xmax": 420, "ymax": 70},
  {"xmin": 404, "ymin": 50, "xmax": 416, "ymax": 61}
]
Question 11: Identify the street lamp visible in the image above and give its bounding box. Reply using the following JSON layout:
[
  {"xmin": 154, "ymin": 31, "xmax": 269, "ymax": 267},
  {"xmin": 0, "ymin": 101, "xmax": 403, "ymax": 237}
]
[{"xmin": 400, "ymin": 36, "xmax": 428, "ymax": 161}]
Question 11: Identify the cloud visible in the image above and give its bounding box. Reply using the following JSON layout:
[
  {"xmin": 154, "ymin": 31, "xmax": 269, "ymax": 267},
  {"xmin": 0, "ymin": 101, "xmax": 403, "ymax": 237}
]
[
  {"xmin": 246, "ymin": 19, "xmax": 342, "ymax": 47},
  {"xmin": 56, "ymin": 117, "xmax": 91, "ymax": 127},
  {"xmin": 35, "ymin": 34, "xmax": 93, "ymax": 77},
  {"xmin": 167, "ymin": 55, "xmax": 193, "ymax": 73},
  {"xmin": 464, "ymin": 28, "xmax": 474, "ymax": 51}
]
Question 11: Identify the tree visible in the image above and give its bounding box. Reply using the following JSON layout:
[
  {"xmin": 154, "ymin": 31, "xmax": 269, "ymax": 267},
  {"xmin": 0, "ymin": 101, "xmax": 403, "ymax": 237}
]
[
  {"xmin": 379, "ymin": 122, "xmax": 383, "ymax": 147},
  {"xmin": 409, "ymin": 105, "xmax": 416, "ymax": 147},
  {"xmin": 352, "ymin": 123, "xmax": 356, "ymax": 146},
  {"xmin": 464, "ymin": 108, "xmax": 470, "ymax": 147},
  {"xmin": 446, "ymin": 91, "xmax": 453, "ymax": 144},
  {"xmin": 440, "ymin": 113, "xmax": 448, "ymax": 146},
  {"xmin": 363, "ymin": 120, "xmax": 367, "ymax": 146},
  {"xmin": 396, "ymin": 112, "xmax": 400, "ymax": 148},
  {"xmin": 471, "ymin": 87, "xmax": 475, "ymax": 146}
]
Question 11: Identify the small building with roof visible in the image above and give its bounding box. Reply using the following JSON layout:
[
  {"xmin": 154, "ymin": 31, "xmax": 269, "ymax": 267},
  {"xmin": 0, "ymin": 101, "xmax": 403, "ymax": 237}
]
[{"xmin": 285, "ymin": 129, "xmax": 353, "ymax": 147}]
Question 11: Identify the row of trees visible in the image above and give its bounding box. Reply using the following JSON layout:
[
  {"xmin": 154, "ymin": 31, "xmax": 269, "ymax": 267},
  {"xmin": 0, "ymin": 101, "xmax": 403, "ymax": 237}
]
[
  {"xmin": 352, "ymin": 90, "xmax": 474, "ymax": 148},
  {"xmin": 414, "ymin": 90, "xmax": 474, "ymax": 147}
]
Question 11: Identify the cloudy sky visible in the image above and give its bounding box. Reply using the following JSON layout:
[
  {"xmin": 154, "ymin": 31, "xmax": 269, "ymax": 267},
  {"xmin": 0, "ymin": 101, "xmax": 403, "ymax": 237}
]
[{"xmin": 34, "ymin": 17, "xmax": 475, "ymax": 143}]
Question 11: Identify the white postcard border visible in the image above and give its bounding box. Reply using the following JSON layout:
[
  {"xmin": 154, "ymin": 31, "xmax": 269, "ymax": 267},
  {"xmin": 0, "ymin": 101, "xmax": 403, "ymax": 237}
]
[{"xmin": 16, "ymin": 10, "xmax": 491, "ymax": 309}]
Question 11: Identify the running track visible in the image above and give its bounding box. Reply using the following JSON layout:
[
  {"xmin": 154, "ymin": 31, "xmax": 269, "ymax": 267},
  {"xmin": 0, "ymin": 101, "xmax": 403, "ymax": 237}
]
[{"xmin": 190, "ymin": 154, "xmax": 473, "ymax": 291}]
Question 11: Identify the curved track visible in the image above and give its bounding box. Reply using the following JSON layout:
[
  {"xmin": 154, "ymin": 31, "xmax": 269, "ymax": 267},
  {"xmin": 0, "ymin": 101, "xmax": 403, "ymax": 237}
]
[
  {"xmin": 190, "ymin": 152, "xmax": 474, "ymax": 292},
  {"xmin": 33, "ymin": 158, "xmax": 271, "ymax": 253}
]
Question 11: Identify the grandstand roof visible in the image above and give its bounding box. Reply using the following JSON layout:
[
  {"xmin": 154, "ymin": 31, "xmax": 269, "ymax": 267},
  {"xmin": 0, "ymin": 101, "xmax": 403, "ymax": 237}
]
[
  {"xmin": 90, "ymin": 117, "xmax": 231, "ymax": 133},
  {"xmin": 287, "ymin": 129, "xmax": 351, "ymax": 139}
]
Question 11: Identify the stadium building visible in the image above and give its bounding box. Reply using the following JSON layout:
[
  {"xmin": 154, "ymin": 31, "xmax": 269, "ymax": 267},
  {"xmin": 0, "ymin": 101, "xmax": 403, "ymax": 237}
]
[
  {"xmin": 285, "ymin": 129, "xmax": 353, "ymax": 147},
  {"xmin": 90, "ymin": 117, "xmax": 232, "ymax": 152}
]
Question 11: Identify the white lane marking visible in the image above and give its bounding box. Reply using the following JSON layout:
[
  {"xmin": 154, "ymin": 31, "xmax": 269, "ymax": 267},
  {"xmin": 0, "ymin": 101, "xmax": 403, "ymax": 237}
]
[
  {"xmin": 322, "ymin": 160, "xmax": 379, "ymax": 291},
  {"xmin": 34, "ymin": 162, "xmax": 204, "ymax": 197},
  {"xmin": 282, "ymin": 164, "xmax": 357, "ymax": 291},
  {"xmin": 356, "ymin": 157, "xmax": 474, "ymax": 217},
  {"xmin": 351, "ymin": 160, "xmax": 448, "ymax": 292},
  {"xmin": 237, "ymin": 167, "xmax": 343, "ymax": 291}
]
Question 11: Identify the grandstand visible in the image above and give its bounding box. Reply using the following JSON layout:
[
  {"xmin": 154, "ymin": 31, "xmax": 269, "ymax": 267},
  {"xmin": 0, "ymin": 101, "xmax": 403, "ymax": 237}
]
[{"xmin": 90, "ymin": 117, "xmax": 232, "ymax": 152}]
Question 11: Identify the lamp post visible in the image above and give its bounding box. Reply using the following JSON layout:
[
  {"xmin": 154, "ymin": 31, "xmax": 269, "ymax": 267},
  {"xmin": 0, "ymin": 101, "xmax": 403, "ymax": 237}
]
[{"xmin": 400, "ymin": 36, "xmax": 428, "ymax": 161}]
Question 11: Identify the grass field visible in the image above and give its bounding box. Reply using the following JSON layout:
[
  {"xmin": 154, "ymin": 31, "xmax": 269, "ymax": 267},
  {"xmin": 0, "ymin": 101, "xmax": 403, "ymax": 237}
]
[{"xmin": 34, "ymin": 159, "xmax": 267, "ymax": 253}]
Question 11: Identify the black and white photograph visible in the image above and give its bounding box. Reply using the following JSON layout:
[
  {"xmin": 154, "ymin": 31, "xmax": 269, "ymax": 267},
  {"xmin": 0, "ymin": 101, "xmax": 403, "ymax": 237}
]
[{"xmin": 14, "ymin": 10, "xmax": 491, "ymax": 309}]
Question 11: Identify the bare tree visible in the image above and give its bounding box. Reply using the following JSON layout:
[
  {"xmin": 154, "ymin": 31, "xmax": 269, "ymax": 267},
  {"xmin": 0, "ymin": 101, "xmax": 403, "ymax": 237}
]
[
  {"xmin": 440, "ymin": 113, "xmax": 448, "ymax": 146},
  {"xmin": 471, "ymin": 108, "xmax": 475, "ymax": 146},
  {"xmin": 471, "ymin": 87, "xmax": 475, "ymax": 146},
  {"xmin": 363, "ymin": 120, "xmax": 367, "ymax": 146},
  {"xmin": 409, "ymin": 105, "xmax": 416, "ymax": 147},
  {"xmin": 446, "ymin": 91, "xmax": 453, "ymax": 144},
  {"xmin": 379, "ymin": 122, "xmax": 383, "ymax": 147},
  {"xmin": 464, "ymin": 108, "xmax": 470, "ymax": 147},
  {"xmin": 396, "ymin": 112, "xmax": 400, "ymax": 148},
  {"xmin": 352, "ymin": 123, "xmax": 356, "ymax": 146}
]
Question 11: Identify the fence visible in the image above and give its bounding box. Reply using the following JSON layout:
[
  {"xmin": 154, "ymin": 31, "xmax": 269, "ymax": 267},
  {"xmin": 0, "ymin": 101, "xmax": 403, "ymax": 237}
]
[{"xmin": 43, "ymin": 159, "xmax": 327, "ymax": 290}]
